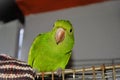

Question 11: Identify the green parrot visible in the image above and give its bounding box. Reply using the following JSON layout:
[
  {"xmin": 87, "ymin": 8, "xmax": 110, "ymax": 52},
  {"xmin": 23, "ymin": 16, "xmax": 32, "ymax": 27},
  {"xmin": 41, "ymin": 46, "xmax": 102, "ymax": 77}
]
[{"xmin": 28, "ymin": 20, "xmax": 74, "ymax": 73}]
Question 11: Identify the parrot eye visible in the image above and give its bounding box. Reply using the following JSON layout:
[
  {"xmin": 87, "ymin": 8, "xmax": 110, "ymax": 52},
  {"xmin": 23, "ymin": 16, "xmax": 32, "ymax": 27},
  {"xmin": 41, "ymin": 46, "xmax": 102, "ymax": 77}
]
[{"xmin": 70, "ymin": 29, "xmax": 72, "ymax": 33}]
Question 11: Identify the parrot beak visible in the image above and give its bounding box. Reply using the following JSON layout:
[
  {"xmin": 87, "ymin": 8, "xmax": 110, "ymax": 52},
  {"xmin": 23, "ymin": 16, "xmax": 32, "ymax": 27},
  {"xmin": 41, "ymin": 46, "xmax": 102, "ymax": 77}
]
[{"xmin": 55, "ymin": 28, "xmax": 65, "ymax": 44}]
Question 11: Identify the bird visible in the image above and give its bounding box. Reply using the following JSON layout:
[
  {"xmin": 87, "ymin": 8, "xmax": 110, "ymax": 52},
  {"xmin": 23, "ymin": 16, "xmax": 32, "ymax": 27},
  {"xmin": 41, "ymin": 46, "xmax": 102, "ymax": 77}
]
[{"xmin": 28, "ymin": 20, "xmax": 74, "ymax": 76}]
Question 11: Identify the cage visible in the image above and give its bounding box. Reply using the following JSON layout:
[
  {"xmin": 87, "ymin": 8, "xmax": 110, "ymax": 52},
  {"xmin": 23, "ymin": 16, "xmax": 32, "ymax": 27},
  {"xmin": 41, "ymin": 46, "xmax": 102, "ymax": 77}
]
[{"xmin": 36, "ymin": 64, "xmax": 120, "ymax": 80}]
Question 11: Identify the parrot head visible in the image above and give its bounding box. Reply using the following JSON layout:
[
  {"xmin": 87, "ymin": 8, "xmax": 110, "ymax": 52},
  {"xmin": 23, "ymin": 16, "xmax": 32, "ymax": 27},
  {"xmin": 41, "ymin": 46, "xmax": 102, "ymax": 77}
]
[{"xmin": 53, "ymin": 20, "xmax": 74, "ymax": 45}]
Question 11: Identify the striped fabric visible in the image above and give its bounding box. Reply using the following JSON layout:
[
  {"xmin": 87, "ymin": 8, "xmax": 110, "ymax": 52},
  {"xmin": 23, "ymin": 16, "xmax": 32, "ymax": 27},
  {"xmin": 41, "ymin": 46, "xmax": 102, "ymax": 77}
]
[{"xmin": 0, "ymin": 54, "xmax": 35, "ymax": 80}]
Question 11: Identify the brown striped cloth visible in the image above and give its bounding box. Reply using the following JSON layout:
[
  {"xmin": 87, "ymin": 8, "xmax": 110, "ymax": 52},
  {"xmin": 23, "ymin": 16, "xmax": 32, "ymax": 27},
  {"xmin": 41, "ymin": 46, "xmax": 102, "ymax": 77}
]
[{"xmin": 0, "ymin": 54, "xmax": 35, "ymax": 80}]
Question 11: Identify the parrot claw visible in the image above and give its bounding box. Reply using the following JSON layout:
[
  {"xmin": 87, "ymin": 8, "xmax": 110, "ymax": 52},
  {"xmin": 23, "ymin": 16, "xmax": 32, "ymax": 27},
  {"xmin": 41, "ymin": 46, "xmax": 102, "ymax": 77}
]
[
  {"xmin": 33, "ymin": 68, "xmax": 39, "ymax": 73},
  {"xmin": 56, "ymin": 68, "xmax": 62, "ymax": 77}
]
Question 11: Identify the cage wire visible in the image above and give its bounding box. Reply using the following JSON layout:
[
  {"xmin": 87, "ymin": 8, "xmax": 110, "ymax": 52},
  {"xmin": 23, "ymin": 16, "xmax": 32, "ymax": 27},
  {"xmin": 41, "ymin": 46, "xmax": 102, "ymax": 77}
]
[{"xmin": 36, "ymin": 64, "xmax": 120, "ymax": 80}]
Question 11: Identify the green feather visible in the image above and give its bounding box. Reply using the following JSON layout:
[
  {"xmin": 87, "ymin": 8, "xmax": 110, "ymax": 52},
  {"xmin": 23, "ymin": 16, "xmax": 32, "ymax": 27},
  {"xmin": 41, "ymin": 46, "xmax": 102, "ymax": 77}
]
[{"xmin": 28, "ymin": 20, "xmax": 74, "ymax": 72}]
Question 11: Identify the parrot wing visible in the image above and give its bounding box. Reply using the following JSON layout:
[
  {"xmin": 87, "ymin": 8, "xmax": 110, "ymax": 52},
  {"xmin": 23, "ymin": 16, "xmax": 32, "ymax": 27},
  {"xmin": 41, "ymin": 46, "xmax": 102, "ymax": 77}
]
[{"xmin": 28, "ymin": 34, "xmax": 42, "ymax": 67}]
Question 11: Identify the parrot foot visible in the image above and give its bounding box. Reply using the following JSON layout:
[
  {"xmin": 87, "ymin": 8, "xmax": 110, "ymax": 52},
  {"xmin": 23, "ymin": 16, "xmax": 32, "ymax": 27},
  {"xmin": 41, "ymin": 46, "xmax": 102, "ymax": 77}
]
[{"xmin": 56, "ymin": 68, "xmax": 62, "ymax": 77}]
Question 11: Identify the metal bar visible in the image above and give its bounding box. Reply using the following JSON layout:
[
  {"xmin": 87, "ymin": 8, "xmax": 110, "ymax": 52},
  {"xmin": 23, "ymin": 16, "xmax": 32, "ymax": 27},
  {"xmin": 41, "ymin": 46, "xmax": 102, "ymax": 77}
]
[
  {"xmin": 82, "ymin": 67, "xmax": 85, "ymax": 80},
  {"xmin": 42, "ymin": 72, "xmax": 44, "ymax": 80},
  {"xmin": 62, "ymin": 70, "xmax": 65, "ymax": 80},
  {"xmin": 36, "ymin": 64, "xmax": 120, "ymax": 76},
  {"xmin": 72, "ymin": 69, "xmax": 76, "ymax": 80},
  {"xmin": 112, "ymin": 64, "xmax": 116, "ymax": 80},
  {"xmin": 51, "ymin": 72, "xmax": 54, "ymax": 80},
  {"xmin": 92, "ymin": 66, "xmax": 96, "ymax": 80},
  {"xmin": 101, "ymin": 65, "xmax": 106, "ymax": 80}
]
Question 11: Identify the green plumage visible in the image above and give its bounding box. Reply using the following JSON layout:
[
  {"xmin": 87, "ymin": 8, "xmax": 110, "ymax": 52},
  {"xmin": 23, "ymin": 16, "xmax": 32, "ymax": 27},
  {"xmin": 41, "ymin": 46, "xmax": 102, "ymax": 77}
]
[{"xmin": 28, "ymin": 20, "xmax": 74, "ymax": 72}]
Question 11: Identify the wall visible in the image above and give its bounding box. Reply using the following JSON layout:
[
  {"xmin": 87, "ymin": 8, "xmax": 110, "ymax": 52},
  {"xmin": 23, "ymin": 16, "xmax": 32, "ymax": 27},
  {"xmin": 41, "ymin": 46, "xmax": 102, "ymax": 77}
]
[
  {"xmin": 19, "ymin": 1, "xmax": 120, "ymax": 67},
  {"xmin": 0, "ymin": 20, "xmax": 19, "ymax": 57}
]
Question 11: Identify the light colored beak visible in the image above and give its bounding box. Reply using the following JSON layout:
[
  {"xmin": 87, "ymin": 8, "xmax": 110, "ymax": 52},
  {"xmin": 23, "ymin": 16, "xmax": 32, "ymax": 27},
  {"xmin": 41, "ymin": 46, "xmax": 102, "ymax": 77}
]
[{"xmin": 55, "ymin": 28, "xmax": 65, "ymax": 44}]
